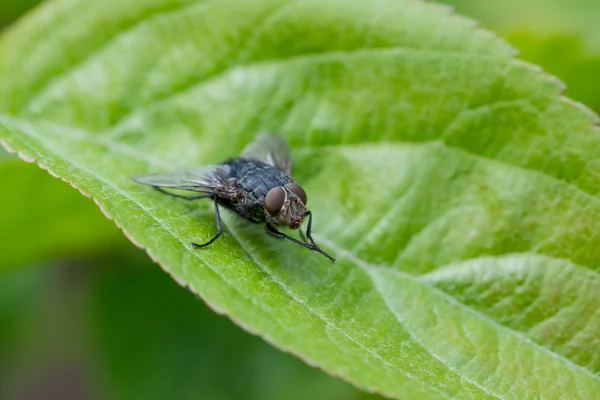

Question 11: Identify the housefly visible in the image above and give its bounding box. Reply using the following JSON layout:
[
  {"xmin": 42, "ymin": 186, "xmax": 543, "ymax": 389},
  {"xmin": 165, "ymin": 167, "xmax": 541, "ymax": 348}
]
[{"xmin": 131, "ymin": 133, "xmax": 335, "ymax": 263}]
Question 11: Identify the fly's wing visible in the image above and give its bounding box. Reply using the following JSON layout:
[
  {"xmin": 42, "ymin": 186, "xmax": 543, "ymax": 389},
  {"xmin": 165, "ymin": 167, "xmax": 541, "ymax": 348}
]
[
  {"xmin": 131, "ymin": 164, "xmax": 236, "ymax": 197},
  {"xmin": 240, "ymin": 133, "xmax": 292, "ymax": 177}
]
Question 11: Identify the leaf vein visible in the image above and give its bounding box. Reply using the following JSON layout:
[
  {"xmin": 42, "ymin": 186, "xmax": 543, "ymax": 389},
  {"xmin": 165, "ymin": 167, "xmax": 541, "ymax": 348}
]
[{"xmin": 319, "ymin": 238, "xmax": 600, "ymax": 393}]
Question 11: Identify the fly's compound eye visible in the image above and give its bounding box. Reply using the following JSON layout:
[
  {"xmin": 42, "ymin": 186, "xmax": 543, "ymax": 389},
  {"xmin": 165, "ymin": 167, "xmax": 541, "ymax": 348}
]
[
  {"xmin": 265, "ymin": 187, "xmax": 286, "ymax": 217},
  {"xmin": 285, "ymin": 183, "xmax": 307, "ymax": 205}
]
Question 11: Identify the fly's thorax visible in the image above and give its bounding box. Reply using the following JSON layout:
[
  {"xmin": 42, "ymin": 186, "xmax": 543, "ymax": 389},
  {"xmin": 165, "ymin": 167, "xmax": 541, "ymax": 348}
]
[
  {"xmin": 231, "ymin": 160, "xmax": 290, "ymax": 197},
  {"xmin": 264, "ymin": 184, "xmax": 308, "ymax": 229}
]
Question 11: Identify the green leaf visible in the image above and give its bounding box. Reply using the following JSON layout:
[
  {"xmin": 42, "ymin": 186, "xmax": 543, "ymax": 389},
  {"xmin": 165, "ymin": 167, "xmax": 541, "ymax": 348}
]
[
  {"xmin": 439, "ymin": 0, "xmax": 600, "ymax": 113},
  {"xmin": 1, "ymin": 0, "xmax": 600, "ymax": 398},
  {"xmin": 0, "ymin": 156, "xmax": 125, "ymax": 270}
]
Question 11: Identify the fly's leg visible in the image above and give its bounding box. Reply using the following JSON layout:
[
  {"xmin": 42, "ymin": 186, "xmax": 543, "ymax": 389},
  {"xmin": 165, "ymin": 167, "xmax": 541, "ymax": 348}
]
[
  {"xmin": 304, "ymin": 211, "xmax": 335, "ymax": 262},
  {"xmin": 304, "ymin": 211, "xmax": 317, "ymax": 246},
  {"xmin": 266, "ymin": 223, "xmax": 311, "ymax": 248},
  {"xmin": 304, "ymin": 211, "xmax": 319, "ymax": 247},
  {"xmin": 266, "ymin": 222, "xmax": 335, "ymax": 263},
  {"xmin": 192, "ymin": 197, "xmax": 223, "ymax": 248},
  {"xmin": 155, "ymin": 187, "xmax": 210, "ymax": 201}
]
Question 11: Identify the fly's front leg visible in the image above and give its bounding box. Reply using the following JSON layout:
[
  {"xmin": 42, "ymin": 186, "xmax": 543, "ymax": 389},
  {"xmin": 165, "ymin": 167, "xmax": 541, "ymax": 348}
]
[
  {"xmin": 304, "ymin": 211, "xmax": 322, "ymax": 249},
  {"xmin": 192, "ymin": 197, "xmax": 223, "ymax": 248},
  {"xmin": 303, "ymin": 211, "xmax": 335, "ymax": 263},
  {"xmin": 266, "ymin": 223, "xmax": 313, "ymax": 248},
  {"xmin": 266, "ymin": 222, "xmax": 335, "ymax": 263}
]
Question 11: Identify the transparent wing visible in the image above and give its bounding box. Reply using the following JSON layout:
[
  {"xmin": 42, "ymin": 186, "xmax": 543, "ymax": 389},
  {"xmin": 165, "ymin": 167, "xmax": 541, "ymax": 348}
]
[
  {"xmin": 131, "ymin": 164, "xmax": 233, "ymax": 195},
  {"xmin": 240, "ymin": 132, "xmax": 292, "ymax": 177}
]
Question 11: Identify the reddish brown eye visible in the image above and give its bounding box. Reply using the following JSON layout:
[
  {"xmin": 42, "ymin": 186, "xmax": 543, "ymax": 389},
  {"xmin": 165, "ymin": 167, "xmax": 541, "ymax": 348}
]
[
  {"xmin": 285, "ymin": 183, "xmax": 307, "ymax": 205},
  {"xmin": 264, "ymin": 187, "xmax": 286, "ymax": 217}
]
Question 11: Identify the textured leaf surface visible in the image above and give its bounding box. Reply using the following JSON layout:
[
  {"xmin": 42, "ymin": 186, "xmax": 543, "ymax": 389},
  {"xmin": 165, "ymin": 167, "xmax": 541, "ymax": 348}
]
[{"xmin": 1, "ymin": 0, "xmax": 600, "ymax": 398}]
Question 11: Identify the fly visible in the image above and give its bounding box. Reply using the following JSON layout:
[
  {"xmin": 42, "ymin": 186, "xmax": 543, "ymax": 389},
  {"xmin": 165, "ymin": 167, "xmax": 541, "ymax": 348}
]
[{"xmin": 131, "ymin": 133, "xmax": 336, "ymax": 263}]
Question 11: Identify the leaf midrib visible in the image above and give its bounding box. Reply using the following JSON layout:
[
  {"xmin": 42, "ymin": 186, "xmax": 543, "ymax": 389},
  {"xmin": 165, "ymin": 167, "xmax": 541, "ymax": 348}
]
[
  {"xmin": 20, "ymin": 37, "xmax": 509, "ymax": 132},
  {"xmin": 109, "ymin": 47, "xmax": 508, "ymax": 130}
]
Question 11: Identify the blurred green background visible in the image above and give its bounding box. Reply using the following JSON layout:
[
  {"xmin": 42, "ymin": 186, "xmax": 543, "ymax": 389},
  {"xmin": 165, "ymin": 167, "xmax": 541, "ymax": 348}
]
[{"xmin": 1, "ymin": 1, "xmax": 599, "ymax": 399}]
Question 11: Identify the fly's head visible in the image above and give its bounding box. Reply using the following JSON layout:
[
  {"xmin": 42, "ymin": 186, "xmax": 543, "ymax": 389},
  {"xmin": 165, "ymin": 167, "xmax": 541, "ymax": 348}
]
[{"xmin": 264, "ymin": 183, "xmax": 308, "ymax": 229}]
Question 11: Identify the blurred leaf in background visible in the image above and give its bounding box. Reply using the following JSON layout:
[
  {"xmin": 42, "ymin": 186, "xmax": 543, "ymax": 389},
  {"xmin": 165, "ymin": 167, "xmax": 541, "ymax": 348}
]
[
  {"xmin": 0, "ymin": 0, "xmax": 41, "ymax": 28},
  {"xmin": 0, "ymin": 158, "xmax": 126, "ymax": 270},
  {"xmin": 441, "ymin": 0, "xmax": 600, "ymax": 113}
]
